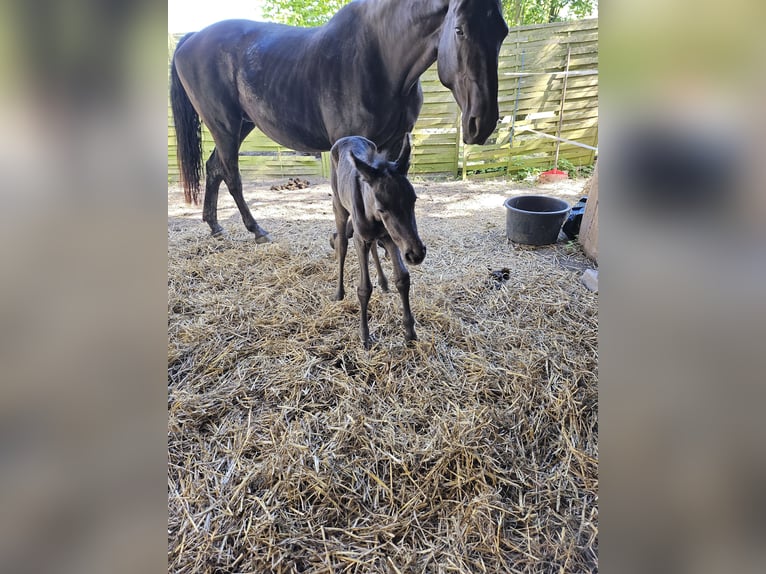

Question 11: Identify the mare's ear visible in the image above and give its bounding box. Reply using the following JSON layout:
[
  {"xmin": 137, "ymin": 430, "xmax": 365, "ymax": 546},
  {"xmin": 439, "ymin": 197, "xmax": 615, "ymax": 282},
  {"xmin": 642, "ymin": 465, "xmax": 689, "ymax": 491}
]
[
  {"xmin": 352, "ymin": 152, "xmax": 382, "ymax": 183},
  {"xmin": 395, "ymin": 133, "xmax": 412, "ymax": 176}
]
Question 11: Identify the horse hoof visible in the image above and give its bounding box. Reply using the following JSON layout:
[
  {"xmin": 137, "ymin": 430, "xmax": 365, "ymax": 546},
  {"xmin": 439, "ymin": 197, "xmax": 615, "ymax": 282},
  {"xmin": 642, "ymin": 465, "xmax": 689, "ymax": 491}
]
[
  {"xmin": 362, "ymin": 333, "xmax": 379, "ymax": 350},
  {"xmin": 254, "ymin": 233, "xmax": 271, "ymax": 244},
  {"xmin": 210, "ymin": 226, "xmax": 225, "ymax": 237}
]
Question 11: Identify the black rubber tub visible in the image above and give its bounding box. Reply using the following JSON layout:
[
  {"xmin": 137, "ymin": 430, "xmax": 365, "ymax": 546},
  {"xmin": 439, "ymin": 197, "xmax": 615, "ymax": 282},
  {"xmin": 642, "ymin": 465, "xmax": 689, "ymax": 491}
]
[{"xmin": 504, "ymin": 195, "xmax": 571, "ymax": 245}]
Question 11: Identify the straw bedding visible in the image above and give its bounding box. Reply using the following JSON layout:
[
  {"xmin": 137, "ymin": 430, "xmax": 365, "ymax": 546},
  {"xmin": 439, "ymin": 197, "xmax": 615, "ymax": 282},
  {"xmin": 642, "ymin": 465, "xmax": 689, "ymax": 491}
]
[{"xmin": 168, "ymin": 178, "xmax": 598, "ymax": 573}]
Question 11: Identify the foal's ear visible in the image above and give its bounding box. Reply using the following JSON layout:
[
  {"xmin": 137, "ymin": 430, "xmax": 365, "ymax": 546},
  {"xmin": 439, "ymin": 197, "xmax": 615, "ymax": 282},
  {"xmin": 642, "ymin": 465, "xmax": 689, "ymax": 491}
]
[
  {"xmin": 395, "ymin": 133, "xmax": 412, "ymax": 176},
  {"xmin": 352, "ymin": 153, "xmax": 382, "ymax": 183}
]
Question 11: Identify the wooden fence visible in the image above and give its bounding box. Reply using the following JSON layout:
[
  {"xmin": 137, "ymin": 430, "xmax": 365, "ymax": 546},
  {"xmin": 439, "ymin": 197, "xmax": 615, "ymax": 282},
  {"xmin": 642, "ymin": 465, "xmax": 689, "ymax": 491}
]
[{"xmin": 168, "ymin": 18, "xmax": 597, "ymax": 181}]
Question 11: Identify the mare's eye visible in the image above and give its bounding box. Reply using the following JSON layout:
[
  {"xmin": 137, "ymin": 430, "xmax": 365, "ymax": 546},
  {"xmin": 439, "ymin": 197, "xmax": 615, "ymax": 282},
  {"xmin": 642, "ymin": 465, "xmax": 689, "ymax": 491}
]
[
  {"xmin": 377, "ymin": 209, "xmax": 387, "ymax": 215},
  {"xmin": 455, "ymin": 27, "xmax": 464, "ymax": 36}
]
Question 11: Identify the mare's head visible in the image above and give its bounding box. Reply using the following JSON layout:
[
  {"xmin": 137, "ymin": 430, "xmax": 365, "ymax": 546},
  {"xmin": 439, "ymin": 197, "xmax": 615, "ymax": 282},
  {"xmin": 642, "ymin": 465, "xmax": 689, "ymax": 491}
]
[
  {"xmin": 352, "ymin": 135, "xmax": 426, "ymax": 265},
  {"xmin": 437, "ymin": 0, "xmax": 508, "ymax": 144}
]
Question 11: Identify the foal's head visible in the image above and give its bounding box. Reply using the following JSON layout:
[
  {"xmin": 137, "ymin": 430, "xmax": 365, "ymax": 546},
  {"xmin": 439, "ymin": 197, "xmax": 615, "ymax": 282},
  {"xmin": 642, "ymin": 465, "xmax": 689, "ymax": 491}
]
[{"xmin": 352, "ymin": 135, "xmax": 426, "ymax": 265}]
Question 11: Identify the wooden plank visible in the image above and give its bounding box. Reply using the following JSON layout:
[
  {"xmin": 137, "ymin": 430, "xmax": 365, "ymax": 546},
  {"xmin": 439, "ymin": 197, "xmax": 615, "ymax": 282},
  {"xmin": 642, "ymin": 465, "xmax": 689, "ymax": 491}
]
[
  {"xmin": 463, "ymin": 148, "xmax": 510, "ymax": 161},
  {"xmin": 501, "ymin": 34, "xmax": 599, "ymax": 57},
  {"xmin": 579, "ymin": 163, "xmax": 598, "ymax": 261},
  {"xmin": 518, "ymin": 110, "xmax": 600, "ymax": 125},
  {"xmin": 501, "ymin": 80, "xmax": 599, "ymax": 99},
  {"xmin": 240, "ymin": 167, "xmax": 322, "ymax": 177},
  {"xmin": 411, "ymin": 142, "xmax": 459, "ymax": 152},
  {"xmin": 411, "ymin": 166, "xmax": 458, "ymax": 174},
  {"xmin": 411, "ymin": 137, "xmax": 459, "ymax": 146},
  {"xmin": 508, "ymin": 74, "xmax": 599, "ymax": 89},
  {"xmin": 505, "ymin": 95, "xmax": 599, "ymax": 113},
  {"xmin": 503, "ymin": 44, "xmax": 598, "ymax": 64},
  {"xmin": 499, "ymin": 42, "xmax": 598, "ymax": 67},
  {"xmin": 505, "ymin": 18, "xmax": 598, "ymax": 37},
  {"xmin": 512, "ymin": 17, "xmax": 598, "ymax": 32},
  {"xmin": 505, "ymin": 147, "xmax": 596, "ymax": 166},
  {"xmin": 498, "ymin": 82, "xmax": 598, "ymax": 101}
]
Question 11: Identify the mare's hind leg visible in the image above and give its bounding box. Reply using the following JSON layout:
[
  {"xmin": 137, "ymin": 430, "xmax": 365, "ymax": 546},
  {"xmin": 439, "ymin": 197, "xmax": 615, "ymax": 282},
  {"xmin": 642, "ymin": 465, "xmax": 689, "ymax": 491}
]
[
  {"xmin": 202, "ymin": 149, "xmax": 225, "ymax": 236},
  {"xmin": 207, "ymin": 121, "xmax": 270, "ymax": 242}
]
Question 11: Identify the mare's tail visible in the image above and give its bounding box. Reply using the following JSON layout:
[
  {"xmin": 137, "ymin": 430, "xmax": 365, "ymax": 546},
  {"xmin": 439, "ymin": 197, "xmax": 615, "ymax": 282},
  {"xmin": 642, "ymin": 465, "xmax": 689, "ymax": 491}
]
[{"xmin": 170, "ymin": 33, "xmax": 203, "ymax": 205}]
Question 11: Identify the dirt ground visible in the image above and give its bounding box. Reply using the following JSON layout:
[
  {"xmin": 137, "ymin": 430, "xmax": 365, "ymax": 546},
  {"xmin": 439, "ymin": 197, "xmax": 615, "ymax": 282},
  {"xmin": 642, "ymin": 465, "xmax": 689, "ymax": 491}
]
[
  {"xmin": 168, "ymin": 175, "xmax": 595, "ymax": 275},
  {"xmin": 167, "ymin": 175, "xmax": 598, "ymax": 572}
]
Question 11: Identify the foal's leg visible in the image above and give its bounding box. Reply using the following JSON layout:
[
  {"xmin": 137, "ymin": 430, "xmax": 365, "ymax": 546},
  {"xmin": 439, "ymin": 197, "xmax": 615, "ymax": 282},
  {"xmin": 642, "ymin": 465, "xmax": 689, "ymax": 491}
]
[
  {"xmin": 329, "ymin": 218, "xmax": 354, "ymax": 250},
  {"xmin": 354, "ymin": 236, "xmax": 374, "ymax": 348},
  {"xmin": 329, "ymin": 226, "xmax": 388, "ymax": 293},
  {"xmin": 332, "ymin": 202, "xmax": 350, "ymax": 301},
  {"xmin": 381, "ymin": 237, "xmax": 417, "ymax": 343}
]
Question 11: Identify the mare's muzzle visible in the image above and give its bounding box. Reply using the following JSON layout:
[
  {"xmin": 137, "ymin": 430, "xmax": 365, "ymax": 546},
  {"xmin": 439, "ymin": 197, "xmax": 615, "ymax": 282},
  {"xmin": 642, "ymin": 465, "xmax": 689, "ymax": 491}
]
[{"xmin": 463, "ymin": 110, "xmax": 499, "ymax": 145}]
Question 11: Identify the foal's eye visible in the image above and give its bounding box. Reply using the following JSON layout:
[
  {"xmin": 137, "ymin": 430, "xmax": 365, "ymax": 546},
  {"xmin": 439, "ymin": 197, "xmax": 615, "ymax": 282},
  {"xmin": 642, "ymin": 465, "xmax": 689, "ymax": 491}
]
[{"xmin": 455, "ymin": 27, "xmax": 464, "ymax": 36}]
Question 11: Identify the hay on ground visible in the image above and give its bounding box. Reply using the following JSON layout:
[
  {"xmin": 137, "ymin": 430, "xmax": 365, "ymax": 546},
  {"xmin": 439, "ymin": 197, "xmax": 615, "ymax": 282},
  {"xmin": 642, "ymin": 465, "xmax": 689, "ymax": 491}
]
[{"xmin": 168, "ymin": 178, "xmax": 598, "ymax": 573}]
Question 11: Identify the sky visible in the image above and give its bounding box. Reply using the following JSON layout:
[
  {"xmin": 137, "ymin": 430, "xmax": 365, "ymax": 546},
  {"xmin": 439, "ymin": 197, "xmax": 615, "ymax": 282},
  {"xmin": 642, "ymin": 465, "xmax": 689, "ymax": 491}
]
[{"xmin": 168, "ymin": 0, "xmax": 264, "ymax": 32}]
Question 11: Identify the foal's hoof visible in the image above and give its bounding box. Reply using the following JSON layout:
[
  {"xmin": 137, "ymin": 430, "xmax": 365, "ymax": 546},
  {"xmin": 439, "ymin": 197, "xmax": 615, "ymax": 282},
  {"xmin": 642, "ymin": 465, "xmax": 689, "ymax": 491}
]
[
  {"xmin": 210, "ymin": 225, "xmax": 225, "ymax": 237},
  {"xmin": 254, "ymin": 233, "xmax": 271, "ymax": 244}
]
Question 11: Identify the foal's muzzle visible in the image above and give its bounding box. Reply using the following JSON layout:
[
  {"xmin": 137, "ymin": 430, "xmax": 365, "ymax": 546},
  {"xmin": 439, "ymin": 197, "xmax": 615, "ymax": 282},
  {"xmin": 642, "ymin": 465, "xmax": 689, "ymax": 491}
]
[{"xmin": 405, "ymin": 244, "xmax": 426, "ymax": 265}]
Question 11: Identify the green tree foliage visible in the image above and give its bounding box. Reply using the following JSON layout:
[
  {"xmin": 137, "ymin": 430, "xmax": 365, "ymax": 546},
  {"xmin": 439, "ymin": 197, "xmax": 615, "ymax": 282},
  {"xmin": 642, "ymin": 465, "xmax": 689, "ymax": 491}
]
[
  {"xmin": 261, "ymin": 0, "xmax": 351, "ymax": 27},
  {"xmin": 502, "ymin": 0, "xmax": 596, "ymax": 26},
  {"xmin": 260, "ymin": 0, "xmax": 596, "ymax": 28}
]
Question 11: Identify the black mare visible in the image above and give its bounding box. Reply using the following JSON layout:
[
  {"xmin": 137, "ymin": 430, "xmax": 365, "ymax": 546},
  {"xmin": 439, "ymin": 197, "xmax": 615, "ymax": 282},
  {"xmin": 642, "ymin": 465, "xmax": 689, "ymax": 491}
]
[{"xmin": 170, "ymin": 0, "xmax": 508, "ymax": 241}]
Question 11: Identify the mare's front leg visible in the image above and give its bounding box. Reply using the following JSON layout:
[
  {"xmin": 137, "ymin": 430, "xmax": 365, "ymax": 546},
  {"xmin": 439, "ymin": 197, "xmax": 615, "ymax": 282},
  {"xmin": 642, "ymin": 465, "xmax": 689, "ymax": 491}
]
[
  {"xmin": 381, "ymin": 237, "xmax": 417, "ymax": 343},
  {"xmin": 227, "ymin": 170, "xmax": 270, "ymax": 243},
  {"xmin": 332, "ymin": 204, "xmax": 350, "ymax": 301},
  {"xmin": 354, "ymin": 236, "xmax": 374, "ymax": 348}
]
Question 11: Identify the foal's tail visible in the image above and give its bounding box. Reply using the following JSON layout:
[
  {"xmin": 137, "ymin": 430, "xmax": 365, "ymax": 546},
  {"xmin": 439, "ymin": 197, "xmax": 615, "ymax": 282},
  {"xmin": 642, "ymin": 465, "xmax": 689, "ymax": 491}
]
[{"xmin": 170, "ymin": 33, "xmax": 203, "ymax": 205}]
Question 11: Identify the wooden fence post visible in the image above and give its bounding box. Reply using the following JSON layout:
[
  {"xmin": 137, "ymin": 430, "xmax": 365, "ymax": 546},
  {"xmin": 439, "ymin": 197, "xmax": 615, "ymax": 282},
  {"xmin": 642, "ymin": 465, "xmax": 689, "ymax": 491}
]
[
  {"xmin": 321, "ymin": 152, "xmax": 331, "ymax": 179},
  {"xmin": 454, "ymin": 111, "xmax": 461, "ymax": 178},
  {"xmin": 579, "ymin": 161, "xmax": 598, "ymax": 261},
  {"xmin": 553, "ymin": 44, "xmax": 571, "ymax": 170}
]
